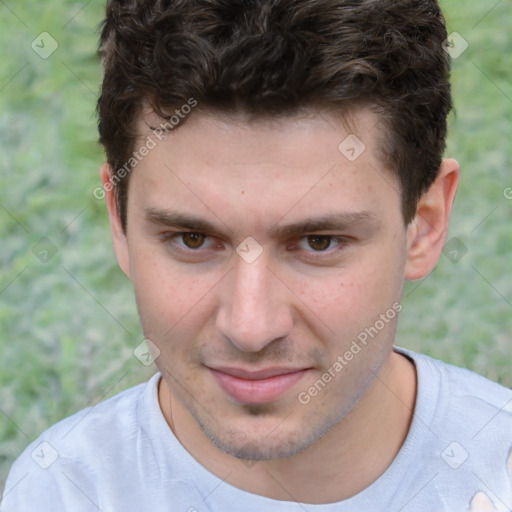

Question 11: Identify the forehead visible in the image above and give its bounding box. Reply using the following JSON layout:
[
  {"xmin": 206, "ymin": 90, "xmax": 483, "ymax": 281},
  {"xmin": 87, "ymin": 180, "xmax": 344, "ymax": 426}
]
[
  {"xmin": 128, "ymin": 106, "xmax": 401, "ymax": 231},
  {"xmin": 135, "ymin": 105, "xmax": 386, "ymax": 170}
]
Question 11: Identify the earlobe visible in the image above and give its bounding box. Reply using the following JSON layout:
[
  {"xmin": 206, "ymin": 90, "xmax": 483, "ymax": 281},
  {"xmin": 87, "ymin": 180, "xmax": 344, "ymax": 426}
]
[
  {"xmin": 405, "ymin": 158, "xmax": 460, "ymax": 281},
  {"xmin": 100, "ymin": 163, "xmax": 131, "ymax": 279}
]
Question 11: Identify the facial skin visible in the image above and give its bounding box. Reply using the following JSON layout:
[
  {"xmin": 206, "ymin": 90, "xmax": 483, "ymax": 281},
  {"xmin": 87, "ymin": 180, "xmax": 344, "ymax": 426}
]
[{"xmin": 102, "ymin": 107, "xmax": 459, "ymax": 503}]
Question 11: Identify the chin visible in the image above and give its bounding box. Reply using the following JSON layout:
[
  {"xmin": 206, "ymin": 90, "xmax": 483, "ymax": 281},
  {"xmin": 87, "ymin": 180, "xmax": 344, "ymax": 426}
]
[
  {"xmin": 196, "ymin": 411, "xmax": 328, "ymax": 462},
  {"xmin": 211, "ymin": 431, "xmax": 313, "ymax": 461}
]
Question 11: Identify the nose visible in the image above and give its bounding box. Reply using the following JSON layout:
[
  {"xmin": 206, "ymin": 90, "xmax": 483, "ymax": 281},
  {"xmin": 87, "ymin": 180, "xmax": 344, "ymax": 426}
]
[{"xmin": 215, "ymin": 251, "xmax": 293, "ymax": 353}]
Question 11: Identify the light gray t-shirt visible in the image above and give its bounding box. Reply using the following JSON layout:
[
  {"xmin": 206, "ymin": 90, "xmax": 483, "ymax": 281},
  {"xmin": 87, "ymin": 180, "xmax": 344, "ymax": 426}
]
[{"xmin": 1, "ymin": 348, "xmax": 512, "ymax": 511}]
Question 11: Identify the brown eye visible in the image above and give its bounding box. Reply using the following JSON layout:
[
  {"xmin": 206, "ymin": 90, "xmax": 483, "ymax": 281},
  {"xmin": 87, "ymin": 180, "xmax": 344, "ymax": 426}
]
[
  {"xmin": 306, "ymin": 235, "xmax": 332, "ymax": 251},
  {"xmin": 181, "ymin": 232, "xmax": 205, "ymax": 249}
]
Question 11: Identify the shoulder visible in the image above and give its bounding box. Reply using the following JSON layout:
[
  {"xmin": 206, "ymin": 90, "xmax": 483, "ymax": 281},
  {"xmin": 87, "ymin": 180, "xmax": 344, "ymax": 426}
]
[
  {"xmin": 398, "ymin": 347, "xmax": 512, "ymax": 463},
  {"xmin": 393, "ymin": 348, "xmax": 512, "ymax": 510},
  {"xmin": 34, "ymin": 375, "xmax": 151, "ymax": 456},
  {"xmin": 1, "ymin": 374, "xmax": 159, "ymax": 510},
  {"xmin": 410, "ymin": 348, "xmax": 512, "ymax": 415},
  {"xmin": 404, "ymin": 348, "xmax": 512, "ymax": 462}
]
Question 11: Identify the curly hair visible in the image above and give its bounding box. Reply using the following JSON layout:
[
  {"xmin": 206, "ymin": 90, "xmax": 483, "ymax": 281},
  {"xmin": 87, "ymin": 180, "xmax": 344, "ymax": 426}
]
[{"xmin": 97, "ymin": 0, "xmax": 452, "ymax": 231}]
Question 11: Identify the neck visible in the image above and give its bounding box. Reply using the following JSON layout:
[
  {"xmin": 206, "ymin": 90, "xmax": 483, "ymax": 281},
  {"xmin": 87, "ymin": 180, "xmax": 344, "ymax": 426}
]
[{"xmin": 158, "ymin": 350, "xmax": 416, "ymax": 504}]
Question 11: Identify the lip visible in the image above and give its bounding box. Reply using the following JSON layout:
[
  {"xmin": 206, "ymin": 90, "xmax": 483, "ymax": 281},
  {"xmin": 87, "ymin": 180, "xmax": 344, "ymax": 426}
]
[{"xmin": 208, "ymin": 366, "xmax": 309, "ymax": 404}]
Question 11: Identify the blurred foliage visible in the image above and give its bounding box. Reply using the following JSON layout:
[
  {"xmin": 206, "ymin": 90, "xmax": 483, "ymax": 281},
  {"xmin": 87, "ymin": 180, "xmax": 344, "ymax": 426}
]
[{"xmin": 0, "ymin": 0, "xmax": 511, "ymax": 491}]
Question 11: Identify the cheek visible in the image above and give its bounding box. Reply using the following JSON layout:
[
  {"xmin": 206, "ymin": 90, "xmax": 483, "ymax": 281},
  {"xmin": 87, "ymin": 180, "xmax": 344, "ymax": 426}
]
[
  {"xmin": 292, "ymin": 248, "xmax": 404, "ymax": 335},
  {"xmin": 128, "ymin": 245, "xmax": 208, "ymax": 339}
]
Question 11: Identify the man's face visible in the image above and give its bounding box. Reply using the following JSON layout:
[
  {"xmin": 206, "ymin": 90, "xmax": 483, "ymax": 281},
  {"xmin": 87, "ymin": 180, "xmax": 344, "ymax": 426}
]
[{"xmin": 120, "ymin": 108, "xmax": 410, "ymax": 460}]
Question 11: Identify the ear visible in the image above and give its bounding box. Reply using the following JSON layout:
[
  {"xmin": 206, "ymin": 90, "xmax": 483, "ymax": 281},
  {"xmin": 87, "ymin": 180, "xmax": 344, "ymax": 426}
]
[
  {"xmin": 100, "ymin": 163, "xmax": 131, "ymax": 278},
  {"xmin": 405, "ymin": 158, "xmax": 460, "ymax": 280}
]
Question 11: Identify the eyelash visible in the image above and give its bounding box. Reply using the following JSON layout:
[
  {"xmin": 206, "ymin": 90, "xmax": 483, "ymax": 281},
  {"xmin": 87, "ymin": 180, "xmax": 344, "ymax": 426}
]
[{"xmin": 160, "ymin": 232, "xmax": 349, "ymax": 259}]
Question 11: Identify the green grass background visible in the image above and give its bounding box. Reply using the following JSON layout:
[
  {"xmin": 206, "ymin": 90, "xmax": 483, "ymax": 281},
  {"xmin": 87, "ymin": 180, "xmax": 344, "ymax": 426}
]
[{"xmin": 0, "ymin": 0, "xmax": 510, "ymax": 491}]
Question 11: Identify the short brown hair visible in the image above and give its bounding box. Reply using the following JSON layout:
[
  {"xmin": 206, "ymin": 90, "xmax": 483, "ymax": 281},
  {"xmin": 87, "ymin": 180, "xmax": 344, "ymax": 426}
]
[{"xmin": 97, "ymin": 0, "xmax": 452, "ymax": 231}]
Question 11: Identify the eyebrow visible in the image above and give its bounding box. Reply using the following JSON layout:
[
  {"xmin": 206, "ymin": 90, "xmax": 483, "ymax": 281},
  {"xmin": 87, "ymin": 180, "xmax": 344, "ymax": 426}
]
[
  {"xmin": 144, "ymin": 208, "xmax": 379, "ymax": 238},
  {"xmin": 145, "ymin": 208, "xmax": 227, "ymax": 238},
  {"xmin": 268, "ymin": 211, "xmax": 379, "ymax": 238}
]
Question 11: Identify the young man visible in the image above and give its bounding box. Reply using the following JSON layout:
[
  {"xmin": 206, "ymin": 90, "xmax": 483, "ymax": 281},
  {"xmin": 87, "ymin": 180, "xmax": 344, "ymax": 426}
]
[{"xmin": 1, "ymin": 0, "xmax": 511, "ymax": 510}]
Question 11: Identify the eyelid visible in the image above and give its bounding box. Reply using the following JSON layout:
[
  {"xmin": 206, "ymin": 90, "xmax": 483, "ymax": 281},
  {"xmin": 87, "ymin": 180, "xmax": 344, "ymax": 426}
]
[
  {"xmin": 161, "ymin": 231, "xmax": 217, "ymax": 251},
  {"xmin": 160, "ymin": 232, "xmax": 350, "ymax": 260},
  {"xmin": 295, "ymin": 235, "xmax": 349, "ymax": 253}
]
